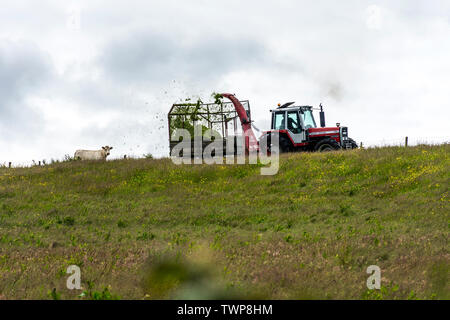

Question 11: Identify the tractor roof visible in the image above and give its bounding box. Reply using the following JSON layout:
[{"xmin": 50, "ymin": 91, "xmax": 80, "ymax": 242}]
[{"xmin": 272, "ymin": 105, "xmax": 314, "ymax": 112}]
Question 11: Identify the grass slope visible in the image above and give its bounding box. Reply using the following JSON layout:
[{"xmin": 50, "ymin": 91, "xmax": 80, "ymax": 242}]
[{"xmin": 0, "ymin": 145, "xmax": 448, "ymax": 299}]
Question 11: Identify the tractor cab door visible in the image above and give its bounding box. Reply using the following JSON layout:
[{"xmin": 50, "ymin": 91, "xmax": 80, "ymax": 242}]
[
  {"xmin": 287, "ymin": 111, "xmax": 305, "ymax": 144},
  {"xmin": 272, "ymin": 111, "xmax": 286, "ymax": 130}
]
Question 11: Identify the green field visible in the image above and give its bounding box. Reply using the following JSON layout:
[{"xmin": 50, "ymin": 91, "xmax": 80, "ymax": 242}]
[{"xmin": 0, "ymin": 144, "xmax": 448, "ymax": 300}]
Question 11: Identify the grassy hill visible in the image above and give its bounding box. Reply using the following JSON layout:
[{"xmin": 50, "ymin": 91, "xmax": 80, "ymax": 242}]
[{"xmin": 0, "ymin": 144, "xmax": 448, "ymax": 299}]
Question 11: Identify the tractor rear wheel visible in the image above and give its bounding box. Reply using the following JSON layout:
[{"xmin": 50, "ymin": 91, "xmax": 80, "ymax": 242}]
[
  {"xmin": 314, "ymin": 138, "xmax": 341, "ymax": 152},
  {"xmin": 279, "ymin": 135, "xmax": 291, "ymax": 153},
  {"xmin": 262, "ymin": 133, "xmax": 291, "ymax": 154}
]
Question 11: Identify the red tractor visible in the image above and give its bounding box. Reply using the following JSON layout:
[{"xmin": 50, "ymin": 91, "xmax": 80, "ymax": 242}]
[{"xmin": 221, "ymin": 93, "xmax": 358, "ymax": 154}]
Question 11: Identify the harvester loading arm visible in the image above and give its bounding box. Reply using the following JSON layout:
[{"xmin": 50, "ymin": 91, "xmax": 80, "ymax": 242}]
[{"xmin": 221, "ymin": 93, "xmax": 259, "ymax": 154}]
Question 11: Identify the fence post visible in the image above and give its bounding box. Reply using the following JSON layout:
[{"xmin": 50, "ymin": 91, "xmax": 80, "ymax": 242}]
[
  {"xmin": 405, "ymin": 136, "xmax": 408, "ymax": 147},
  {"xmin": 8, "ymin": 162, "xmax": 11, "ymax": 168},
  {"xmin": 360, "ymin": 142, "xmax": 363, "ymax": 149},
  {"xmin": 124, "ymin": 155, "xmax": 127, "ymax": 159}
]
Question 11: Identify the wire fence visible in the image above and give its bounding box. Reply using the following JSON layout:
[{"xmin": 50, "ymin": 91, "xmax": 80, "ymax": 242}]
[
  {"xmin": 361, "ymin": 136, "xmax": 449, "ymax": 148},
  {"xmin": 1, "ymin": 136, "xmax": 449, "ymax": 168}
]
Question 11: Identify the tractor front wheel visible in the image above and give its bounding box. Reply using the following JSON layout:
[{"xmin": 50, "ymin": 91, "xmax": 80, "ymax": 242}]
[
  {"xmin": 348, "ymin": 138, "xmax": 358, "ymax": 149},
  {"xmin": 314, "ymin": 138, "xmax": 341, "ymax": 152}
]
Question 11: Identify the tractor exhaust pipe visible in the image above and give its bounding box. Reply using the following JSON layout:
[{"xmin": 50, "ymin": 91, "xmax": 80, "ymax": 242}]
[{"xmin": 319, "ymin": 103, "xmax": 326, "ymax": 128}]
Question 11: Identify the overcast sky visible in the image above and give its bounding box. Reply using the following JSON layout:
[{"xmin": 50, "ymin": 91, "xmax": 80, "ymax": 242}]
[{"xmin": 1, "ymin": 0, "xmax": 449, "ymax": 164}]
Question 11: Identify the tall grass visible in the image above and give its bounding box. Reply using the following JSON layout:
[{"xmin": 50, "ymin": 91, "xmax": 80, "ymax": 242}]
[{"xmin": 0, "ymin": 144, "xmax": 448, "ymax": 299}]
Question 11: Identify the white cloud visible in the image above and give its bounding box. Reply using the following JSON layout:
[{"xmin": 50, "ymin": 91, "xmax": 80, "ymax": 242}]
[{"xmin": 366, "ymin": 5, "xmax": 383, "ymax": 30}]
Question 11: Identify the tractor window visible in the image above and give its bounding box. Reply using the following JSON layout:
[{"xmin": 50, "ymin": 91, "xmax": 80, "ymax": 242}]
[
  {"xmin": 302, "ymin": 110, "xmax": 317, "ymax": 129},
  {"xmin": 287, "ymin": 111, "xmax": 301, "ymax": 134},
  {"xmin": 274, "ymin": 112, "xmax": 286, "ymax": 130}
]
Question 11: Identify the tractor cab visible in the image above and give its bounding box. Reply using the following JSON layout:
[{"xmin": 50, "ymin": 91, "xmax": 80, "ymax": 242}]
[{"xmin": 270, "ymin": 104, "xmax": 318, "ymax": 145}]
